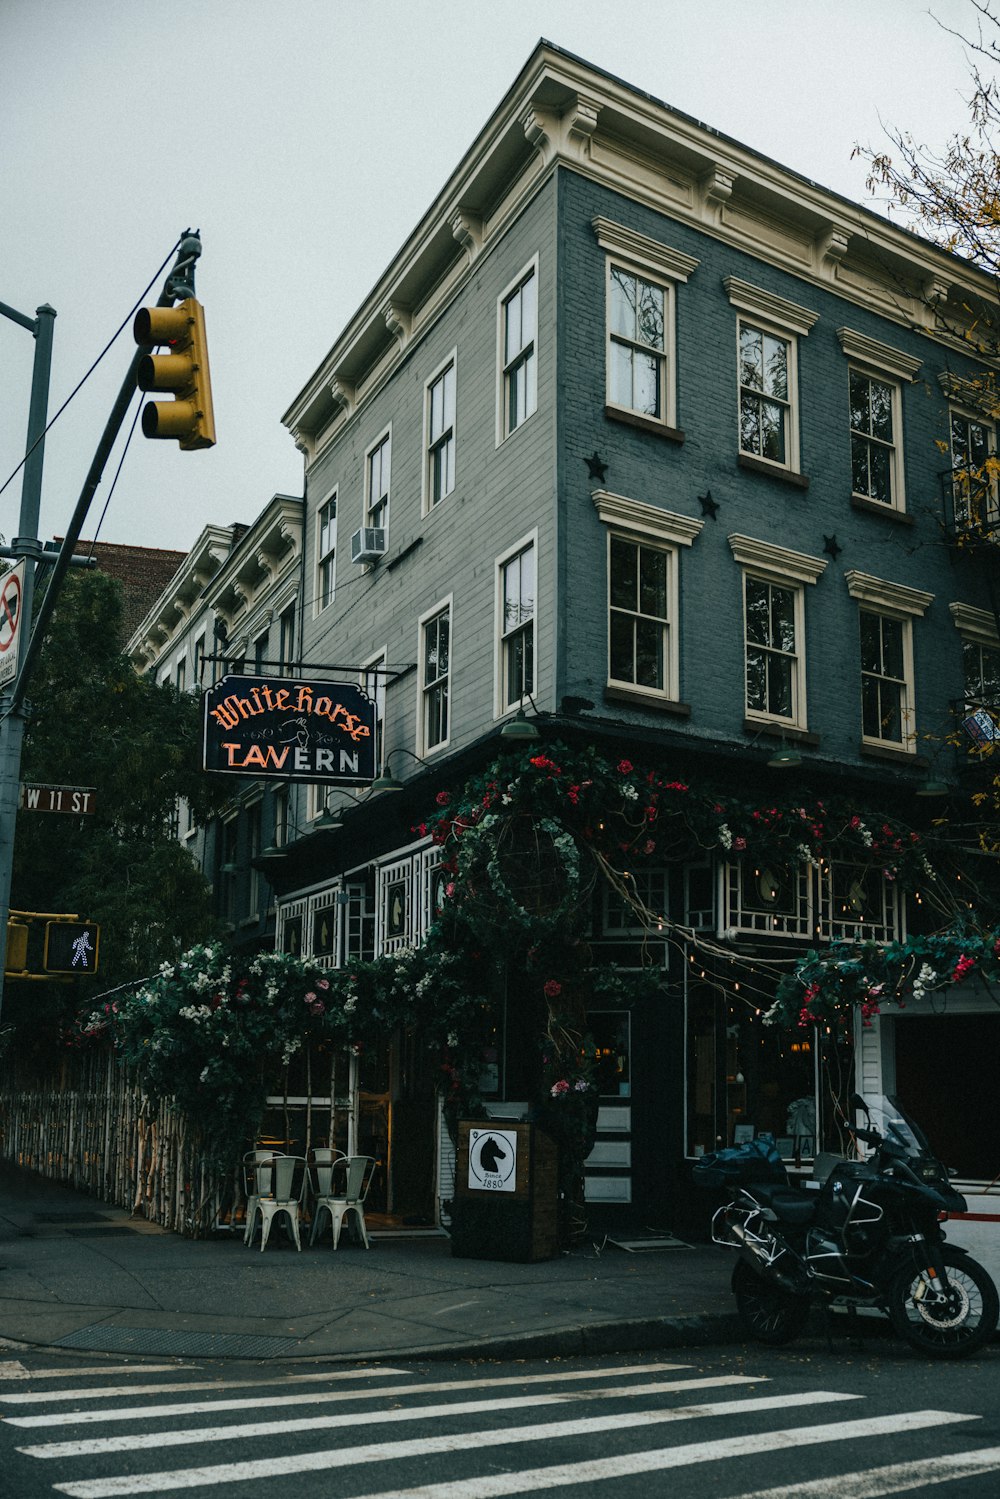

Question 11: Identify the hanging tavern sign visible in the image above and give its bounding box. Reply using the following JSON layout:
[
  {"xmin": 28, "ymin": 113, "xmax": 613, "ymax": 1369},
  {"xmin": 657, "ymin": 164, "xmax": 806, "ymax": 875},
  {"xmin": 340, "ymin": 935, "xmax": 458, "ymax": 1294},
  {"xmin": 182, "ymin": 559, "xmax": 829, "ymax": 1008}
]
[{"xmin": 202, "ymin": 676, "xmax": 377, "ymax": 784}]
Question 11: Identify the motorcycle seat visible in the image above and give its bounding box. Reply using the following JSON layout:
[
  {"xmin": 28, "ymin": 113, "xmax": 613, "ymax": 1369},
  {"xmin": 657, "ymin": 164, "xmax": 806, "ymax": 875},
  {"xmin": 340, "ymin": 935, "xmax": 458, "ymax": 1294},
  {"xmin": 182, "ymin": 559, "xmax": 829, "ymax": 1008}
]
[{"xmin": 746, "ymin": 1183, "xmax": 816, "ymax": 1225}]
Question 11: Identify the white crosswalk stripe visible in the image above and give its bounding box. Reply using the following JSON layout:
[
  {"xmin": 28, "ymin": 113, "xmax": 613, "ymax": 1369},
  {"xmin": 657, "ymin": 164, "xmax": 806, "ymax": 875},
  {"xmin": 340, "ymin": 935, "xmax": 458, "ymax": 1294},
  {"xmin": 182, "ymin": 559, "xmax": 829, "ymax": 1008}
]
[{"xmin": 1, "ymin": 1357, "xmax": 993, "ymax": 1499}]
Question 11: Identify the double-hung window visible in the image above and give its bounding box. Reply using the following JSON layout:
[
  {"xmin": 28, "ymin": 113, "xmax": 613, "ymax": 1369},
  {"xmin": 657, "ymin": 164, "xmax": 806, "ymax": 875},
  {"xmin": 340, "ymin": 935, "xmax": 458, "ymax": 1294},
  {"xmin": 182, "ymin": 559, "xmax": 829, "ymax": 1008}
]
[
  {"xmin": 950, "ymin": 408, "xmax": 998, "ymax": 535},
  {"xmin": 499, "ymin": 263, "xmax": 537, "ymax": 439},
  {"xmin": 846, "ymin": 571, "xmax": 933, "ymax": 753},
  {"xmin": 593, "ymin": 218, "xmax": 698, "ymax": 433},
  {"xmin": 949, "ymin": 603, "xmax": 1000, "ymax": 749},
  {"xmin": 420, "ymin": 601, "xmax": 451, "ymax": 753},
  {"xmin": 725, "ymin": 279, "xmax": 817, "ymax": 476},
  {"xmin": 593, "ymin": 491, "xmax": 703, "ymax": 705},
  {"xmin": 730, "ymin": 535, "xmax": 827, "ymax": 732},
  {"xmin": 425, "ymin": 356, "xmax": 456, "ymax": 509},
  {"xmin": 317, "ymin": 492, "xmax": 337, "ymax": 612},
  {"xmin": 366, "ymin": 431, "xmax": 390, "ymax": 537},
  {"xmin": 838, "ymin": 329, "xmax": 919, "ymax": 513},
  {"xmin": 361, "ymin": 651, "xmax": 387, "ymax": 770},
  {"xmin": 498, "ymin": 538, "xmax": 535, "ymax": 712}
]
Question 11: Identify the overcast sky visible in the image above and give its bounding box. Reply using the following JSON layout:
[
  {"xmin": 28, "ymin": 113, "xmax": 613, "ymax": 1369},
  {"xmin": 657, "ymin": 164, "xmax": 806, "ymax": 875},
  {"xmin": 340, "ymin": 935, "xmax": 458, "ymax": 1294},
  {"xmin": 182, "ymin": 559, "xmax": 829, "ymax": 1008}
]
[{"xmin": 0, "ymin": 0, "xmax": 986, "ymax": 554}]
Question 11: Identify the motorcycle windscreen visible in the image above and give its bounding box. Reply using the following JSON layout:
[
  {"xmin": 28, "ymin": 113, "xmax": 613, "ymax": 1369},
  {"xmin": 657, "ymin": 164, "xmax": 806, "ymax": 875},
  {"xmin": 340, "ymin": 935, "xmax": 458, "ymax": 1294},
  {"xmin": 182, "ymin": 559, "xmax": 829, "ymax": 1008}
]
[{"xmin": 864, "ymin": 1094, "xmax": 930, "ymax": 1156}]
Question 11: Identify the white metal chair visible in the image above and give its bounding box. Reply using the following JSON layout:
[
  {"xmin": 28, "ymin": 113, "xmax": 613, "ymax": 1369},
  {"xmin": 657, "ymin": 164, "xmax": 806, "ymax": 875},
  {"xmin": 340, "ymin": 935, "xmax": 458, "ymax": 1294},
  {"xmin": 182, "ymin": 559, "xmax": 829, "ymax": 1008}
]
[
  {"xmin": 242, "ymin": 1148, "xmax": 283, "ymax": 1245},
  {"xmin": 251, "ymin": 1154, "xmax": 309, "ymax": 1251},
  {"xmin": 310, "ymin": 1153, "xmax": 377, "ymax": 1249}
]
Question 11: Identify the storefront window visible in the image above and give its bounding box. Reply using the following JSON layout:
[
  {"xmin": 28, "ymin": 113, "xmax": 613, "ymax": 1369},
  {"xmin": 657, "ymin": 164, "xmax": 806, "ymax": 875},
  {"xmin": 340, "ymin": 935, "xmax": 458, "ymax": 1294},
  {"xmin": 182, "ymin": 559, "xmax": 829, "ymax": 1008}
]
[{"xmin": 587, "ymin": 1011, "xmax": 631, "ymax": 1097}]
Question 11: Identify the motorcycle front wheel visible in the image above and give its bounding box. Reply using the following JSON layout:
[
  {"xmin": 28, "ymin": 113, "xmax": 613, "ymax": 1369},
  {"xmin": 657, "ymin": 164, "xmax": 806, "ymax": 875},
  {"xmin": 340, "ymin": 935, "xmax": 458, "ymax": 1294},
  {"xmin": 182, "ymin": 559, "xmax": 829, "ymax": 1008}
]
[
  {"xmin": 732, "ymin": 1258, "xmax": 810, "ymax": 1346},
  {"xmin": 889, "ymin": 1248, "xmax": 999, "ymax": 1359}
]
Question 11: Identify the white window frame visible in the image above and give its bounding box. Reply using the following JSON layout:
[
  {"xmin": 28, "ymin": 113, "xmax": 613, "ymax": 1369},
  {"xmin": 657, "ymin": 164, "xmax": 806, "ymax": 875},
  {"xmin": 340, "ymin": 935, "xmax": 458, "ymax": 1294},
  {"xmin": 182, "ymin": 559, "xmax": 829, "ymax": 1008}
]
[
  {"xmin": 602, "ymin": 867, "xmax": 668, "ymax": 935},
  {"xmin": 837, "ymin": 328, "xmax": 919, "ymax": 514},
  {"xmin": 423, "ymin": 352, "xmax": 457, "ymax": 514},
  {"xmin": 721, "ymin": 860, "xmax": 813, "ymax": 940},
  {"xmin": 593, "ymin": 491, "xmax": 703, "ymax": 705},
  {"xmin": 820, "ymin": 861, "xmax": 904, "ymax": 945},
  {"xmin": 845, "ymin": 571, "xmax": 933, "ymax": 753},
  {"xmin": 725, "ymin": 278, "xmax": 817, "ymax": 475},
  {"xmin": 377, "ymin": 853, "xmax": 419, "ymax": 955},
  {"xmin": 361, "ymin": 648, "xmax": 387, "ymax": 772},
  {"xmin": 495, "ymin": 531, "xmax": 537, "ymax": 718},
  {"xmin": 365, "ymin": 427, "xmax": 391, "ymax": 537},
  {"xmin": 316, "ymin": 491, "xmax": 337, "ymax": 614},
  {"xmin": 729, "ymin": 535, "xmax": 827, "ymax": 732},
  {"xmin": 848, "ymin": 366, "xmax": 903, "ymax": 509},
  {"xmin": 593, "ymin": 218, "xmax": 698, "ymax": 432},
  {"xmin": 949, "ymin": 404, "xmax": 999, "ymax": 534},
  {"xmin": 497, "ymin": 258, "xmax": 538, "ymax": 444},
  {"xmin": 418, "ymin": 596, "xmax": 452, "ymax": 756}
]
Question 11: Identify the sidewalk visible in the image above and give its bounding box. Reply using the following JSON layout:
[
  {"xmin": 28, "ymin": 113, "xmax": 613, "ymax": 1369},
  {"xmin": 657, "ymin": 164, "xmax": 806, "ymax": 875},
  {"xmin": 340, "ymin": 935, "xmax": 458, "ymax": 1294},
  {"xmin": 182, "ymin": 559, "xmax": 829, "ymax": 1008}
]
[{"xmin": 0, "ymin": 1161, "xmax": 741, "ymax": 1362}]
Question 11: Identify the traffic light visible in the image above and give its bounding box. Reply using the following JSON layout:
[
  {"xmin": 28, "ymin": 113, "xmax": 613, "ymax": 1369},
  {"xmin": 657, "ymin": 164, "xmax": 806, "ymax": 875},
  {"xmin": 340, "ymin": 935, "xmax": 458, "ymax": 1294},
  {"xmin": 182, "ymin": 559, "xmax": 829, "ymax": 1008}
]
[
  {"xmin": 43, "ymin": 921, "xmax": 100, "ymax": 975},
  {"xmin": 134, "ymin": 297, "xmax": 216, "ymax": 449},
  {"xmin": 5, "ymin": 920, "xmax": 28, "ymax": 974}
]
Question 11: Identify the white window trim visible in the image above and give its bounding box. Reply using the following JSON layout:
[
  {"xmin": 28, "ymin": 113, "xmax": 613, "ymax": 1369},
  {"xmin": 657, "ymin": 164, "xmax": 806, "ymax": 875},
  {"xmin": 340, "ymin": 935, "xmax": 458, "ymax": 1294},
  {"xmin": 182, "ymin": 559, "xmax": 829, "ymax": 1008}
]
[
  {"xmin": 847, "ymin": 364, "xmax": 905, "ymax": 512},
  {"xmin": 360, "ymin": 646, "xmax": 388, "ymax": 772},
  {"xmin": 422, "ymin": 349, "xmax": 458, "ymax": 516},
  {"xmin": 837, "ymin": 327, "xmax": 921, "ymax": 383},
  {"xmin": 496, "ymin": 255, "xmax": 539, "ymax": 447},
  {"xmin": 949, "ymin": 601, "xmax": 1000, "ymax": 649},
  {"xmin": 315, "ymin": 487, "xmax": 338, "ymax": 616},
  {"xmin": 417, "ymin": 594, "xmax": 453, "ymax": 757},
  {"xmin": 365, "ymin": 425, "xmax": 391, "ymax": 538},
  {"xmin": 846, "ymin": 573, "xmax": 931, "ymax": 754},
  {"xmin": 593, "ymin": 494, "xmax": 702, "ymax": 704},
  {"xmin": 494, "ymin": 529, "xmax": 538, "ymax": 720},
  {"xmin": 726, "ymin": 279, "xmax": 816, "ymax": 476},
  {"xmin": 730, "ymin": 536, "xmax": 826, "ymax": 732}
]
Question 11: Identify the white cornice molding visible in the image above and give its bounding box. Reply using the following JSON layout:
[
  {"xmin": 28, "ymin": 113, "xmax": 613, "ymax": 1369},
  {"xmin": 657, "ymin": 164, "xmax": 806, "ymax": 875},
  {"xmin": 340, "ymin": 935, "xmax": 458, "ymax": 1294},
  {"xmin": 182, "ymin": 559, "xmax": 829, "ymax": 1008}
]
[
  {"xmin": 845, "ymin": 570, "xmax": 934, "ymax": 616},
  {"xmin": 567, "ymin": 93, "xmax": 602, "ymax": 147},
  {"xmin": 938, "ymin": 370, "xmax": 998, "ymax": 417},
  {"xmin": 723, "ymin": 277, "xmax": 819, "ymax": 336},
  {"xmin": 382, "ymin": 298, "xmax": 412, "ymax": 347},
  {"xmin": 818, "ymin": 226, "xmax": 851, "ymax": 268},
  {"xmin": 728, "ymin": 534, "xmax": 827, "ymax": 585},
  {"xmin": 837, "ymin": 327, "xmax": 922, "ymax": 382},
  {"xmin": 328, "ymin": 376, "xmax": 356, "ymax": 420},
  {"xmin": 449, "ymin": 209, "xmax": 484, "ymax": 260},
  {"xmin": 592, "ymin": 490, "xmax": 704, "ymax": 546},
  {"xmin": 701, "ymin": 168, "xmax": 735, "ymax": 213},
  {"xmin": 949, "ymin": 600, "xmax": 1000, "ymax": 644},
  {"xmin": 591, "ymin": 217, "xmax": 699, "ymax": 282},
  {"xmin": 520, "ymin": 102, "xmax": 556, "ymax": 166}
]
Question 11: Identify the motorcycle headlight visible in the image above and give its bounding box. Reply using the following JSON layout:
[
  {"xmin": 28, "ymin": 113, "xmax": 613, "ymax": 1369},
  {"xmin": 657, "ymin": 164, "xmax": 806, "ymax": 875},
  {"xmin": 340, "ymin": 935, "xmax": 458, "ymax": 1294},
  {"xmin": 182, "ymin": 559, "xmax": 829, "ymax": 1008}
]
[{"xmin": 919, "ymin": 1163, "xmax": 944, "ymax": 1183}]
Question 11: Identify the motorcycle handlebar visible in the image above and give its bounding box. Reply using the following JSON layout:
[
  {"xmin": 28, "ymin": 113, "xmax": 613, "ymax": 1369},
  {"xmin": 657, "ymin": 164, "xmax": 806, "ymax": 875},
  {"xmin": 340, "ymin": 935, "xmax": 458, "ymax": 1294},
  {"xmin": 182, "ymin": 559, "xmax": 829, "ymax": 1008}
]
[{"xmin": 851, "ymin": 1125, "xmax": 883, "ymax": 1145}]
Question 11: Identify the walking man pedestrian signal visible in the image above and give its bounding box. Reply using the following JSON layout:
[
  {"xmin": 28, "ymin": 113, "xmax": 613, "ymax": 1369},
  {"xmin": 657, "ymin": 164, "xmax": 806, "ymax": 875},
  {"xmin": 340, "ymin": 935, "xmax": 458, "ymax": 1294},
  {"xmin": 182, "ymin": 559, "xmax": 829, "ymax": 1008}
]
[{"xmin": 44, "ymin": 921, "xmax": 100, "ymax": 974}]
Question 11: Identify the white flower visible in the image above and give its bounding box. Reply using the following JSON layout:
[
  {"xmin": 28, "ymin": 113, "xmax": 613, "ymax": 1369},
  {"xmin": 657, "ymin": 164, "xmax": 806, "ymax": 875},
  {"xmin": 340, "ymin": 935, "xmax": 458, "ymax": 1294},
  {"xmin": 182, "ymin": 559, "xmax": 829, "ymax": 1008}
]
[
  {"xmin": 622, "ymin": 783, "xmax": 638, "ymax": 802},
  {"xmin": 344, "ymin": 995, "xmax": 357, "ymax": 1014},
  {"xmin": 199, "ymin": 1066, "xmax": 210, "ymax": 1083},
  {"xmin": 718, "ymin": 824, "xmax": 733, "ymax": 850}
]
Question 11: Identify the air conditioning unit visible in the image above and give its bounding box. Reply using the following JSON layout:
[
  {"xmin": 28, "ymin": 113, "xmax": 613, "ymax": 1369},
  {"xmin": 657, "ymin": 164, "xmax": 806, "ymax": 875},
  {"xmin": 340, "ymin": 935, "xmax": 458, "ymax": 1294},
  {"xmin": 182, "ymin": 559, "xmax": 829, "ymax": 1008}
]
[{"xmin": 350, "ymin": 527, "xmax": 386, "ymax": 564}]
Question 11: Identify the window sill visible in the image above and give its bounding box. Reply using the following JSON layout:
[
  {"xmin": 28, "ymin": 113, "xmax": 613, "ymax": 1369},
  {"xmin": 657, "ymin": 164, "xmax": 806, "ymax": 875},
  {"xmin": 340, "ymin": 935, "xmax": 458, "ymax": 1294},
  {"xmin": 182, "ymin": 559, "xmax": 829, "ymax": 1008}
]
[
  {"xmin": 737, "ymin": 454, "xmax": 809, "ymax": 490},
  {"xmin": 851, "ymin": 495, "xmax": 913, "ymax": 526},
  {"xmin": 859, "ymin": 741, "xmax": 928, "ymax": 766},
  {"xmin": 605, "ymin": 685, "xmax": 691, "ymax": 716},
  {"xmin": 605, "ymin": 405, "xmax": 685, "ymax": 444},
  {"xmin": 742, "ymin": 718, "xmax": 819, "ymax": 746}
]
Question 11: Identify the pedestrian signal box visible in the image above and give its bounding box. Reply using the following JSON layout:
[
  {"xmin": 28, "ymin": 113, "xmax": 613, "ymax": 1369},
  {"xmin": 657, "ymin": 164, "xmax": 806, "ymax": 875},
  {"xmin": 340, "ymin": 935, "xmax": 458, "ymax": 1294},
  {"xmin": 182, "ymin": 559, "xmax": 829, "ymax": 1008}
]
[{"xmin": 44, "ymin": 921, "xmax": 100, "ymax": 975}]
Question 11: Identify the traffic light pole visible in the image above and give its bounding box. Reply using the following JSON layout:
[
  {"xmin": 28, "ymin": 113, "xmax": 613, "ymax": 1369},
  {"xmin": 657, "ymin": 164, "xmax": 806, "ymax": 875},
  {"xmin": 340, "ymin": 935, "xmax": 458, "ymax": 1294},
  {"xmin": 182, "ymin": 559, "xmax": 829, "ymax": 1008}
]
[
  {"xmin": 0, "ymin": 299, "xmax": 55, "ymax": 1023},
  {"xmin": 0, "ymin": 232, "xmax": 204, "ymax": 1022}
]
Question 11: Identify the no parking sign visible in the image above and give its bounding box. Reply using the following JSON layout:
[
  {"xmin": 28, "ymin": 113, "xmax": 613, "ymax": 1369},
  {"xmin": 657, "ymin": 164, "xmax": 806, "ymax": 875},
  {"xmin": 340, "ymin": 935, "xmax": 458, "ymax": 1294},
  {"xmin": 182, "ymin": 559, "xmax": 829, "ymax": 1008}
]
[{"xmin": 0, "ymin": 562, "xmax": 25, "ymax": 689}]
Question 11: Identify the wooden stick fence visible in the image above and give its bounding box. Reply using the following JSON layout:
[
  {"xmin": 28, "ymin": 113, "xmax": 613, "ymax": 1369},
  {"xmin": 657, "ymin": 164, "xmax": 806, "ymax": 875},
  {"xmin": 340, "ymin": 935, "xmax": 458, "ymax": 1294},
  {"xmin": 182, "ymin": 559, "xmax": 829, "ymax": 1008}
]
[{"xmin": 0, "ymin": 1051, "xmax": 229, "ymax": 1236}]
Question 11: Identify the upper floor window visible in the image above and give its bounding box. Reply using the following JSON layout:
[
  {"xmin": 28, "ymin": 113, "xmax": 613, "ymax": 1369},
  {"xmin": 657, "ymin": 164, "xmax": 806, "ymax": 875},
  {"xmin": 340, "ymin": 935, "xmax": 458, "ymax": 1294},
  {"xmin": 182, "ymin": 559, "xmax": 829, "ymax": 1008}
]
[
  {"xmin": 361, "ymin": 652, "xmax": 387, "ymax": 770},
  {"xmin": 593, "ymin": 219, "xmax": 698, "ymax": 433},
  {"xmin": 193, "ymin": 633, "xmax": 207, "ymax": 689},
  {"xmin": 498, "ymin": 539, "xmax": 535, "ymax": 711},
  {"xmin": 609, "ymin": 266, "xmax": 666, "ymax": 421},
  {"xmin": 366, "ymin": 431, "xmax": 391, "ymax": 533},
  {"xmin": 420, "ymin": 601, "xmax": 451, "ymax": 753},
  {"xmin": 950, "ymin": 408, "xmax": 998, "ymax": 534},
  {"xmin": 593, "ymin": 491, "xmax": 703, "ymax": 705},
  {"xmin": 730, "ymin": 535, "xmax": 827, "ymax": 733},
  {"xmin": 317, "ymin": 493, "xmax": 337, "ymax": 612},
  {"xmin": 725, "ymin": 278, "xmax": 817, "ymax": 476},
  {"xmin": 846, "ymin": 571, "xmax": 933, "ymax": 754},
  {"xmin": 253, "ymin": 629, "xmax": 269, "ymax": 675},
  {"xmin": 426, "ymin": 357, "xmax": 456, "ymax": 509},
  {"xmin": 838, "ymin": 328, "xmax": 919, "ymax": 512},
  {"xmin": 849, "ymin": 369, "xmax": 899, "ymax": 507},
  {"xmin": 175, "ymin": 658, "xmax": 186, "ymax": 693},
  {"xmin": 500, "ymin": 264, "xmax": 537, "ymax": 439},
  {"xmin": 278, "ymin": 603, "xmax": 296, "ymax": 671}
]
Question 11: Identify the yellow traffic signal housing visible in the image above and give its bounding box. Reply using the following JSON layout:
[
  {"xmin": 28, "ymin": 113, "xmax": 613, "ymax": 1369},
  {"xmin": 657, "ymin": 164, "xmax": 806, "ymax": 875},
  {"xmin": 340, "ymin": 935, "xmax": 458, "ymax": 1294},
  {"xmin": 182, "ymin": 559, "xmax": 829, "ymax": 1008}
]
[
  {"xmin": 134, "ymin": 297, "xmax": 216, "ymax": 450},
  {"xmin": 5, "ymin": 920, "xmax": 28, "ymax": 974}
]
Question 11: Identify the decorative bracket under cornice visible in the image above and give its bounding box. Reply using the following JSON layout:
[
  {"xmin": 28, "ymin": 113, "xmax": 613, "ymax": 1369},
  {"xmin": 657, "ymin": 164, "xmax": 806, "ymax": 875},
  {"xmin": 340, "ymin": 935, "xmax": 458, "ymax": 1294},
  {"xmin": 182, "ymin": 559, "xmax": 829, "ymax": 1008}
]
[
  {"xmin": 566, "ymin": 92, "xmax": 601, "ymax": 148},
  {"xmin": 924, "ymin": 274, "xmax": 952, "ymax": 306},
  {"xmin": 383, "ymin": 298, "xmax": 412, "ymax": 346},
  {"xmin": 449, "ymin": 208, "xmax": 484, "ymax": 261},
  {"xmin": 328, "ymin": 376, "xmax": 356, "ymax": 419},
  {"xmin": 818, "ymin": 226, "xmax": 851, "ymax": 269},
  {"xmin": 701, "ymin": 167, "xmax": 735, "ymax": 214},
  {"xmin": 520, "ymin": 102, "xmax": 556, "ymax": 167}
]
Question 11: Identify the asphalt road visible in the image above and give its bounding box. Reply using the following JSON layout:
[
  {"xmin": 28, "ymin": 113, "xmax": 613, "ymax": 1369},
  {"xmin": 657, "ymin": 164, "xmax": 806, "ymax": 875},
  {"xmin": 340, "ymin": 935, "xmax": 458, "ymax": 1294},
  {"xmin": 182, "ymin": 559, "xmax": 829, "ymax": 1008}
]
[{"xmin": 1, "ymin": 1340, "xmax": 998, "ymax": 1498}]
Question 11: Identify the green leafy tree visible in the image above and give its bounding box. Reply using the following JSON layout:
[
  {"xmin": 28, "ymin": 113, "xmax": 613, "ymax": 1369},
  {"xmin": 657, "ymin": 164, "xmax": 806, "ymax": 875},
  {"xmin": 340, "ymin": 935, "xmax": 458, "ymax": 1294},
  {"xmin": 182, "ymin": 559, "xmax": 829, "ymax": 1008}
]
[{"xmin": 8, "ymin": 569, "xmax": 224, "ymax": 1034}]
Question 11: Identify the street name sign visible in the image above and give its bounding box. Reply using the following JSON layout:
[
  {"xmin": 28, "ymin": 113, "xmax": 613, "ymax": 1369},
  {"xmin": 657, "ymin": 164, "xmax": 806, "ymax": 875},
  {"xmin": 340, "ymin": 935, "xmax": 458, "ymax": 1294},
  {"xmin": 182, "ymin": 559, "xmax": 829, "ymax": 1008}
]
[{"xmin": 20, "ymin": 784, "xmax": 97, "ymax": 814}]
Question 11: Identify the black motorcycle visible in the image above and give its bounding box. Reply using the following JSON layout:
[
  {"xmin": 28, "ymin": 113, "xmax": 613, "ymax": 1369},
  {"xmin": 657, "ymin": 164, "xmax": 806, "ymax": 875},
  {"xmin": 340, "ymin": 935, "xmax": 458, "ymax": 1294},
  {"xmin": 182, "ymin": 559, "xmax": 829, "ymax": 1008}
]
[{"xmin": 696, "ymin": 1093, "xmax": 999, "ymax": 1358}]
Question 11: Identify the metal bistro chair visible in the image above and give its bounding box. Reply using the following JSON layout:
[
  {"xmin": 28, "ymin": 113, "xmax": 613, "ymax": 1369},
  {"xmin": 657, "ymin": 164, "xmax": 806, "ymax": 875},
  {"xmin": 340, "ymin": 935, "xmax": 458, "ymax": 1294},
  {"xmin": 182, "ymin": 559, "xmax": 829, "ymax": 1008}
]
[
  {"xmin": 251, "ymin": 1154, "xmax": 309, "ymax": 1252},
  {"xmin": 310, "ymin": 1154, "xmax": 377, "ymax": 1249},
  {"xmin": 242, "ymin": 1149, "xmax": 284, "ymax": 1246}
]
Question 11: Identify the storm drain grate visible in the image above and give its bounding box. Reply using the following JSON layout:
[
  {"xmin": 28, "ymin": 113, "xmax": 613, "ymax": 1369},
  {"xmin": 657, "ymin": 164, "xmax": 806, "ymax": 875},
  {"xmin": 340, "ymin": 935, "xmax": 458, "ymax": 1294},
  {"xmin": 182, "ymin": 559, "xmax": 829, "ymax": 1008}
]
[{"xmin": 56, "ymin": 1325, "xmax": 302, "ymax": 1358}]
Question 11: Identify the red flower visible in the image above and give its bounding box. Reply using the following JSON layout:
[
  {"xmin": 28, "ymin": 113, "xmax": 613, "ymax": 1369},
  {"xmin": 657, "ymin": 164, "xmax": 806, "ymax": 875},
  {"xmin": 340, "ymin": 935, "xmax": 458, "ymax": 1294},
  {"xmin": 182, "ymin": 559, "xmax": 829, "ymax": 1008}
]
[
  {"xmin": 435, "ymin": 791, "xmax": 451, "ymax": 807},
  {"xmin": 617, "ymin": 759, "xmax": 633, "ymax": 774},
  {"xmin": 543, "ymin": 979, "xmax": 562, "ymax": 999}
]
